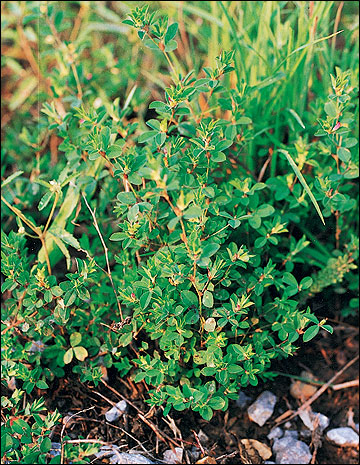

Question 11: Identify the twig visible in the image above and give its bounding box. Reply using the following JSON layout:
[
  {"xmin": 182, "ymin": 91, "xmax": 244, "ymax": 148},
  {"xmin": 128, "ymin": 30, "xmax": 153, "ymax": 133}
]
[
  {"xmin": 192, "ymin": 430, "xmax": 206, "ymax": 455},
  {"xmin": 257, "ymin": 149, "xmax": 273, "ymax": 182},
  {"xmin": 274, "ymin": 354, "xmax": 359, "ymax": 425},
  {"xmin": 98, "ymin": 379, "xmax": 183, "ymax": 448},
  {"xmin": 60, "ymin": 406, "xmax": 96, "ymax": 463},
  {"xmin": 217, "ymin": 450, "xmax": 238, "ymax": 463},
  {"xmin": 332, "ymin": 379, "xmax": 359, "ymax": 391},
  {"xmin": 346, "ymin": 407, "xmax": 358, "ymax": 432},
  {"xmin": 82, "ymin": 193, "xmax": 123, "ymax": 319}
]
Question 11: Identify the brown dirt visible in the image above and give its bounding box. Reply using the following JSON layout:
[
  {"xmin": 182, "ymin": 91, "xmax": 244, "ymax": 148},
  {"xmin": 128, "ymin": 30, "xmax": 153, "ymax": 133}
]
[{"xmin": 43, "ymin": 322, "xmax": 359, "ymax": 464}]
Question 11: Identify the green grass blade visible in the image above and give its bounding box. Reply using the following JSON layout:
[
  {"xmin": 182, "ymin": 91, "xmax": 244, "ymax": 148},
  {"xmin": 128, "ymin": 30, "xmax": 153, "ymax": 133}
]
[{"xmin": 278, "ymin": 149, "xmax": 325, "ymax": 225}]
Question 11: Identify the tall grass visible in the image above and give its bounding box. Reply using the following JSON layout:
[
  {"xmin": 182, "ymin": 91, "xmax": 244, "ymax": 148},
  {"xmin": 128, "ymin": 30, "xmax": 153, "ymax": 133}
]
[{"xmin": 158, "ymin": 1, "xmax": 359, "ymax": 175}]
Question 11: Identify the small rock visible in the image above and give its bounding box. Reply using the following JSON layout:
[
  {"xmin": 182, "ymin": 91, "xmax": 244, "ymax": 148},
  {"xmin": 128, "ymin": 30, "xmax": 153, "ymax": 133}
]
[
  {"xmin": 300, "ymin": 429, "xmax": 312, "ymax": 439},
  {"xmin": 290, "ymin": 371, "xmax": 318, "ymax": 400},
  {"xmin": 105, "ymin": 400, "xmax": 128, "ymax": 422},
  {"xmin": 236, "ymin": 391, "xmax": 252, "ymax": 408},
  {"xmin": 273, "ymin": 436, "xmax": 312, "ymax": 464},
  {"xmin": 109, "ymin": 452, "xmax": 154, "ymax": 464},
  {"xmin": 163, "ymin": 447, "xmax": 183, "ymax": 464},
  {"xmin": 95, "ymin": 445, "xmax": 120, "ymax": 459},
  {"xmin": 283, "ymin": 430, "xmax": 298, "ymax": 439},
  {"xmin": 267, "ymin": 427, "xmax": 283, "ymax": 440},
  {"xmin": 7, "ymin": 377, "xmax": 17, "ymax": 391},
  {"xmin": 49, "ymin": 442, "xmax": 61, "ymax": 459},
  {"xmin": 190, "ymin": 446, "xmax": 201, "ymax": 462},
  {"xmin": 195, "ymin": 457, "xmax": 217, "ymax": 464},
  {"xmin": 198, "ymin": 429, "xmax": 209, "ymax": 444},
  {"xmin": 284, "ymin": 421, "xmax": 293, "ymax": 429},
  {"xmin": 240, "ymin": 439, "xmax": 272, "ymax": 461},
  {"xmin": 299, "ymin": 408, "xmax": 330, "ymax": 432},
  {"xmin": 29, "ymin": 340, "xmax": 45, "ymax": 353},
  {"xmin": 326, "ymin": 427, "xmax": 359, "ymax": 447},
  {"xmin": 247, "ymin": 391, "xmax": 277, "ymax": 427}
]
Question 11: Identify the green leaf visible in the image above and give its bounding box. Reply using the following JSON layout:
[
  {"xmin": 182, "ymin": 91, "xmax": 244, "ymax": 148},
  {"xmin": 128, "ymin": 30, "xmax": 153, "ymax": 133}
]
[
  {"xmin": 70, "ymin": 332, "xmax": 82, "ymax": 347},
  {"xmin": 38, "ymin": 191, "xmax": 54, "ymax": 211},
  {"xmin": 300, "ymin": 276, "xmax": 313, "ymax": 289},
  {"xmin": 12, "ymin": 419, "xmax": 31, "ymax": 435},
  {"xmin": 303, "ymin": 325, "xmax": 319, "ymax": 342},
  {"xmin": 321, "ymin": 324, "xmax": 333, "ymax": 334},
  {"xmin": 117, "ymin": 191, "xmax": 136, "ymax": 204},
  {"xmin": 107, "ymin": 141, "xmax": 126, "ymax": 159},
  {"xmin": 204, "ymin": 317, "xmax": 216, "ymax": 331},
  {"xmin": 51, "ymin": 235, "xmax": 71, "ymax": 269},
  {"xmin": 215, "ymin": 140, "xmax": 233, "ymax": 151},
  {"xmin": 278, "ymin": 149, "xmax": 325, "ymax": 225},
  {"xmin": 1, "ymin": 170, "xmax": 24, "ymax": 188},
  {"xmin": 337, "ymin": 147, "xmax": 351, "ymax": 163},
  {"xmin": 257, "ymin": 204, "xmax": 275, "ymax": 217},
  {"xmin": 101, "ymin": 126, "xmax": 111, "ymax": 149},
  {"xmin": 165, "ymin": 40, "xmax": 177, "ymax": 53},
  {"xmin": 36, "ymin": 380, "xmax": 49, "ymax": 390},
  {"xmin": 140, "ymin": 290, "xmax": 152, "ymax": 309},
  {"xmin": 138, "ymin": 130, "xmax": 157, "ymax": 143},
  {"xmin": 304, "ymin": 313, "xmax": 320, "ymax": 324},
  {"xmin": 201, "ymin": 243, "xmax": 220, "ymax": 258},
  {"xmin": 286, "ymin": 108, "xmax": 305, "ymax": 128},
  {"xmin": 199, "ymin": 406, "xmax": 213, "ymax": 421},
  {"xmin": 203, "ymin": 291, "xmax": 214, "ymax": 309},
  {"xmin": 40, "ymin": 437, "xmax": 52, "ymax": 453},
  {"xmin": 211, "ymin": 152, "xmax": 226, "ymax": 162},
  {"xmin": 182, "ymin": 290, "xmax": 198, "ymax": 306},
  {"xmin": 51, "ymin": 228, "xmax": 80, "ymax": 250},
  {"xmin": 165, "ymin": 22, "xmax": 178, "ymax": 43},
  {"xmin": 283, "ymin": 272, "xmax": 298, "ymax": 287},
  {"xmin": 73, "ymin": 346, "xmax": 88, "ymax": 361},
  {"xmin": 208, "ymin": 396, "xmax": 226, "ymax": 410},
  {"xmin": 183, "ymin": 204, "xmax": 202, "ymax": 219},
  {"xmin": 1, "ymin": 433, "xmax": 13, "ymax": 453},
  {"xmin": 63, "ymin": 348, "xmax": 74, "ymax": 364},
  {"xmin": 237, "ymin": 116, "xmax": 252, "ymax": 124},
  {"xmin": 324, "ymin": 101, "xmax": 337, "ymax": 118}
]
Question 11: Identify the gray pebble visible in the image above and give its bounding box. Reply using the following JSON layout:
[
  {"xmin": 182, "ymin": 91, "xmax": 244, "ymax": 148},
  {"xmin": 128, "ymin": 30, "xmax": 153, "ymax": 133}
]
[
  {"xmin": 49, "ymin": 442, "xmax": 61, "ymax": 458},
  {"xmin": 267, "ymin": 427, "xmax": 283, "ymax": 440},
  {"xmin": 109, "ymin": 452, "xmax": 154, "ymax": 464},
  {"xmin": 273, "ymin": 436, "xmax": 312, "ymax": 464},
  {"xmin": 198, "ymin": 429, "xmax": 209, "ymax": 444},
  {"xmin": 300, "ymin": 429, "xmax": 312, "ymax": 439},
  {"xmin": 326, "ymin": 427, "xmax": 359, "ymax": 447},
  {"xmin": 283, "ymin": 430, "xmax": 298, "ymax": 439},
  {"xmin": 29, "ymin": 340, "xmax": 45, "ymax": 353},
  {"xmin": 247, "ymin": 391, "xmax": 277, "ymax": 427},
  {"xmin": 299, "ymin": 409, "xmax": 330, "ymax": 431},
  {"xmin": 105, "ymin": 400, "xmax": 128, "ymax": 422},
  {"xmin": 236, "ymin": 391, "xmax": 253, "ymax": 408},
  {"xmin": 163, "ymin": 447, "xmax": 183, "ymax": 464}
]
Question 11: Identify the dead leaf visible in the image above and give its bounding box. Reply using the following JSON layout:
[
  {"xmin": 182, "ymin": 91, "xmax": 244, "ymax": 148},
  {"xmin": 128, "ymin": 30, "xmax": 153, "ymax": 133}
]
[
  {"xmin": 196, "ymin": 456, "xmax": 217, "ymax": 464},
  {"xmin": 290, "ymin": 371, "xmax": 319, "ymax": 400},
  {"xmin": 240, "ymin": 439, "xmax": 272, "ymax": 461}
]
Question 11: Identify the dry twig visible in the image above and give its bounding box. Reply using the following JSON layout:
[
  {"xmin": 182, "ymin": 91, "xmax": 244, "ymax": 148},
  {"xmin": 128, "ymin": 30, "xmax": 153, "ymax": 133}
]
[
  {"xmin": 82, "ymin": 193, "xmax": 123, "ymax": 319},
  {"xmin": 274, "ymin": 354, "xmax": 359, "ymax": 425}
]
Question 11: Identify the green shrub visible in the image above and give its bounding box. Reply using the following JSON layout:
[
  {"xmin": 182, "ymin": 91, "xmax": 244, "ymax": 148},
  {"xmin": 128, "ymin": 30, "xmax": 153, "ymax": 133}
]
[{"xmin": 1, "ymin": 2, "xmax": 358, "ymax": 462}]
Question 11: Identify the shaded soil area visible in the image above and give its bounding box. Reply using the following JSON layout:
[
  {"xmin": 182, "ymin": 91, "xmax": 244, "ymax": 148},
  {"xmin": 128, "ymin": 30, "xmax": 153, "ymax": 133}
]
[{"xmin": 34, "ymin": 320, "xmax": 359, "ymax": 464}]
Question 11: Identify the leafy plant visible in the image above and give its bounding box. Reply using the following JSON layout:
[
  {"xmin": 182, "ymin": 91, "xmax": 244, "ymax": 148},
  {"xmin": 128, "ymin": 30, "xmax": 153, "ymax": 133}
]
[{"xmin": 1, "ymin": 1, "xmax": 358, "ymax": 460}]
